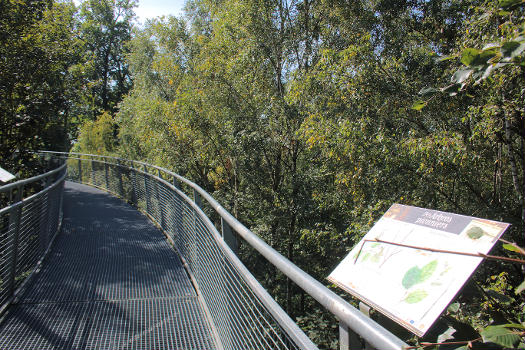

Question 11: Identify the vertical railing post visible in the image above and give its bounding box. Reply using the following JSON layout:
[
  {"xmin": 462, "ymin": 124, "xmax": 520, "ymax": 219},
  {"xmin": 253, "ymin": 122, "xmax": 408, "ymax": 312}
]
[
  {"xmin": 104, "ymin": 161, "xmax": 109, "ymax": 191},
  {"xmin": 117, "ymin": 160, "xmax": 124, "ymax": 197},
  {"xmin": 90, "ymin": 157, "xmax": 95, "ymax": 185},
  {"xmin": 78, "ymin": 158, "xmax": 82, "ymax": 183},
  {"xmin": 143, "ymin": 164, "xmax": 150, "ymax": 214},
  {"xmin": 189, "ymin": 189, "xmax": 201, "ymax": 271},
  {"xmin": 172, "ymin": 176, "xmax": 180, "ymax": 190},
  {"xmin": 193, "ymin": 189, "xmax": 201, "ymax": 208},
  {"xmin": 131, "ymin": 163, "xmax": 137, "ymax": 206},
  {"xmin": 221, "ymin": 217, "xmax": 238, "ymax": 253},
  {"xmin": 7, "ymin": 185, "xmax": 23, "ymax": 296},
  {"xmin": 155, "ymin": 172, "xmax": 164, "ymax": 229},
  {"xmin": 172, "ymin": 176, "xmax": 182, "ymax": 244},
  {"xmin": 339, "ymin": 321, "xmax": 364, "ymax": 350}
]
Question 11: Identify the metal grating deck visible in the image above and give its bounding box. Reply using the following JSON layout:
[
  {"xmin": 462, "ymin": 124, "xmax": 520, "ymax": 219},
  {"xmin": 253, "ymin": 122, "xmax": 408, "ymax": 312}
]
[{"xmin": 0, "ymin": 182, "xmax": 217, "ymax": 350}]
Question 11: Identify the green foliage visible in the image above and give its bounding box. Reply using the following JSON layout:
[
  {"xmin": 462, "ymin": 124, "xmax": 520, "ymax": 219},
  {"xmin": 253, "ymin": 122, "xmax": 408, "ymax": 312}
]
[
  {"xmin": 0, "ymin": 0, "xmax": 82, "ymax": 175},
  {"xmin": 74, "ymin": 111, "xmax": 118, "ymax": 155},
  {"xmin": 49, "ymin": 0, "xmax": 524, "ymax": 348}
]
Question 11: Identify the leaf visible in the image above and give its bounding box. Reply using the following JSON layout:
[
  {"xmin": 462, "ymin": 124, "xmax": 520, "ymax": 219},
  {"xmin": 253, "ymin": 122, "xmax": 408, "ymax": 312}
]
[
  {"xmin": 461, "ymin": 48, "xmax": 498, "ymax": 67},
  {"xmin": 473, "ymin": 64, "xmax": 495, "ymax": 84},
  {"xmin": 461, "ymin": 48, "xmax": 481, "ymax": 66},
  {"xmin": 411, "ymin": 100, "xmax": 427, "ymax": 111},
  {"xmin": 402, "ymin": 266, "xmax": 422, "ymax": 289},
  {"xmin": 404, "ymin": 289, "xmax": 428, "ymax": 304},
  {"xmin": 441, "ymin": 83, "xmax": 462, "ymax": 96},
  {"xmin": 436, "ymin": 54, "xmax": 458, "ymax": 62},
  {"xmin": 437, "ymin": 326, "xmax": 457, "ymax": 343},
  {"xmin": 466, "ymin": 226, "xmax": 484, "ymax": 239},
  {"xmin": 447, "ymin": 302, "xmax": 460, "ymax": 313},
  {"xmin": 499, "ymin": 0, "xmax": 524, "ymax": 9},
  {"xmin": 501, "ymin": 40, "xmax": 525, "ymax": 59},
  {"xmin": 485, "ymin": 289, "xmax": 515, "ymax": 305},
  {"xmin": 420, "ymin": 260, "xmax": 438, "ymax": 282},
  {"xmin": 451, "ymin": 68, "xmax": 473, "ymax": 84},
  {"xmin": 516, "ymin": 280, "xmax": 525, "ymax": 294},
  {"xmin": 419, "ymin": 87, "xmax": 439, "ymax": 97},
  {"xmin": 502, "ymin": 243, "xmax": 525, "ymax": 254},
  {"xmin": 481, "ymin": 325, "xmax": 521, "ymax": 348}
]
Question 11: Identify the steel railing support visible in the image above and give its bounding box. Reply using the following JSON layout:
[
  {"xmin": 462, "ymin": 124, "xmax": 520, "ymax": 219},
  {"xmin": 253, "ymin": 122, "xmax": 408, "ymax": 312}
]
[
  {"xmin": 143, "ymin": 165, "xmax": 150, "ymax": 213},
  {"xmin": 78, "ymin": 158, "xmax": 82, "ymax": 183},
  {"xmin": 6, "ymin": 186, "xmax": 23, "ymax": 296},
  {"xmin": 221, "ymin": 217, "xmax": 238, "ymax": 253}
]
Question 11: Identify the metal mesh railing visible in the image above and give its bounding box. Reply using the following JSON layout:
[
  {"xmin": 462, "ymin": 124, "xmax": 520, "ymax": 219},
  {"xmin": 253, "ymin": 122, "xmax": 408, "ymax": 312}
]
[
  {"xmin": 51, "ymin": 152, "xmax": 315, "ymax": 350},
  {"xmin": 0, "ymin": 160, "xmax": 66, "ymax": 314},
  {"xmin": 41, "ymin": 151, "xmax": 408, "ymax": 350}
]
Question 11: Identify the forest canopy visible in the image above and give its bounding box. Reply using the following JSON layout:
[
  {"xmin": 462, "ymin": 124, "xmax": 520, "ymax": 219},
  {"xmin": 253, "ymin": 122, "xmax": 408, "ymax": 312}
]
[{"xmin": 1, "ymin": 0, "xmax": 523, "ymax": 348}]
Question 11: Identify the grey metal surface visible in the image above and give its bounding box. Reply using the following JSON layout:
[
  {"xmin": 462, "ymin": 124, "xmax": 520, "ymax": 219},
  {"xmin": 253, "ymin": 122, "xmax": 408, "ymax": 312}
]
[
  {"xmin": 0, "ymin": 182, "xmax": 216, "ymax": 350},
  {"xmin": 38, "ymin": 151, "xmax": 409, "ymax": 350}
]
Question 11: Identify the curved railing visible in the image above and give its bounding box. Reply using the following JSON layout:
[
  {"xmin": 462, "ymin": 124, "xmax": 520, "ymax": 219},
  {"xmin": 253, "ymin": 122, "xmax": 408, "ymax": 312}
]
[
  {"xmin": 0, "ymin": 159, "xmax": 67, "ymax": 314},
  {"xmin": 41, "ymin": 151, "xmax": 408, "ymax": 350}
]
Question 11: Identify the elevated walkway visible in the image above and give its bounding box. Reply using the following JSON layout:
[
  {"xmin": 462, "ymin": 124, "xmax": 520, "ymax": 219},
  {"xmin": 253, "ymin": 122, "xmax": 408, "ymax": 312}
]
[
  {"xmin": 0, "ymin": 182, "xmax": 216, "ymax": 349},
  {"xmin": 0, "ymin": 152, "xmax": 408, "ymax": 350}
]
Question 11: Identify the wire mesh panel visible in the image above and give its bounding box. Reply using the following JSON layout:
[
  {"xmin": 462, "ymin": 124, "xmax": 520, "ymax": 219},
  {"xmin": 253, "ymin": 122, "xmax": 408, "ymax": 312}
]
[
  {"xmin": 52, "ymin": 154, "xmax": 314, "ymax": 350},
  {"xmin": 0, "ymin": 162, "xmax": 66, "ymax": 311}
]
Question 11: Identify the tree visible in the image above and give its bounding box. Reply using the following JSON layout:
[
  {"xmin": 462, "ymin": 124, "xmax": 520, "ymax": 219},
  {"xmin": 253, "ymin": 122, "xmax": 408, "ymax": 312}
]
[
  {"xmin": 79, "ymin": 0, "xmax": 136, "ymax": 117},
  {"xmin": 0, "ymin": 0, "xmax": 84, "ymax": 175}
]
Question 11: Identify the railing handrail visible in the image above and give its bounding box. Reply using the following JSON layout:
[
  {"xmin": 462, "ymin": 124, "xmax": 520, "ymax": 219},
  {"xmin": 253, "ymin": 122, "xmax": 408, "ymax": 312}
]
[
  {"xmin": 0, "ymin": 162, "xmax": 66, "ymax": 194},
  {"xmin": 40, "ymin": 150, "xmax": 409, "ymax": 350}
]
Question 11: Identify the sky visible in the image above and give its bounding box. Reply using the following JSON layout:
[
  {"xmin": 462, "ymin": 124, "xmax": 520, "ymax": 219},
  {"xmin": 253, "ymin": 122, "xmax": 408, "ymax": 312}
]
[
  {"xmin": 73, "ymin": 0, "xmax": 187, "ymax": 24},
  {"xmin": 134, "ymin": 0, "xmax": 186, "ymax": 23}
]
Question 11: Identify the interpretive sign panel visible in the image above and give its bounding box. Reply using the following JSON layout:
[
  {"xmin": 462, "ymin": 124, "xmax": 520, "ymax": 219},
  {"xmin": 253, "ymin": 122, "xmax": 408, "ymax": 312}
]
[
  {"xmin": 328, "ymin": 204, "xmax": 510, "ymax": 336},
  {"xmin": 0, "ymin": 167, "xmax": 16, "ymax": 183}
]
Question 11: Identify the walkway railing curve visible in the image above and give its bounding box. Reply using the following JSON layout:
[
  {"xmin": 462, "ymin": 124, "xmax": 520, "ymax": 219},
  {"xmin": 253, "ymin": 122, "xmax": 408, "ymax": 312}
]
[
  {"xmin": 41, "ymin": 151, "xmax": 408, "ymax": 350},
  {"xmin": 0, "ymin": 159, "xmax": 66, "ymax": 314}
]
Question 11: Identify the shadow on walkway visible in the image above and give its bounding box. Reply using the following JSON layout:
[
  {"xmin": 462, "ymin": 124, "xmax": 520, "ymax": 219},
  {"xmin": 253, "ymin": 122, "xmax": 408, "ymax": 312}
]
[{"xmin": 0, "ymin": 182, "xmax": 216, "ymax": 350}]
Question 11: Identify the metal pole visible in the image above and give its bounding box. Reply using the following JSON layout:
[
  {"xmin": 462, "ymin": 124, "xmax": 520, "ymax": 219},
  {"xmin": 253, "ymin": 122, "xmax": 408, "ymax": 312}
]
[
  {"xmin": 90, "ymin": 157, "xmax": 95, "ymax": 185},
  {"xmin": 221, "ymin": 217, "xmax": 238, "ymax": 253},
  {"xmin": 117, "ymin": 160, "xmax": 124, "ymax": 197},
  {"xmin": 131, "ymin": 164, "xmax": 137, "ymax": 206},
  {"xmin": 143, "ymin": 165, "xmax": 150, "ymax": 214},
  {"xmin": 78, "ymin": 158, "xmax": 82, "ymax": 183},
  {"xmin": 173, "ymin": 176, "xmax": 180, "ymax": 190},
  {"xmin": 104, "ymin": 161, "xmax": 109, "ymax": 190},
  {"xmin": 340, "ymin": 321, "xmax": 364, "ymax": 350},
  {"xmin": 7, "ymin": 185, "xmax": 23, "ymax": 296}
]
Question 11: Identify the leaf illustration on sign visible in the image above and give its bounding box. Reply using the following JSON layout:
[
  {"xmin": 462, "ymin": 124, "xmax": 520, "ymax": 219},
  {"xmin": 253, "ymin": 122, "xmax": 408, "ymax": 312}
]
[
  {"xmin": 466, "ymin": 226, "xmax": 484, "ymax": 240},
  {"xmin": 404, "ymin": 290, "xmax": 428, "ymax": 304},
  {"xmin": 402, "ymin": 260, "xmax": 438, "ymax": 290}
]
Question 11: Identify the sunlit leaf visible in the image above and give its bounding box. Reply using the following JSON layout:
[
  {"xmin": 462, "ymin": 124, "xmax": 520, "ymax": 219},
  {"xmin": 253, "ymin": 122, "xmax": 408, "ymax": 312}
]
[
  {"xmin": 437, "ymin": 326, "xmax": 456, "ymax": 343},
  {"xmin": 411, "ymin": 100, "xmax": 427, "ymax": 111},
  {"xmin": 501, "ymin": 40, "xmax": 525, "ymax": 59},
  {"xmin": 451, "ymin": 68, "xmax": 473, "ymax": 84},
  {"xmin": 481, "ymin": 325, "xmax": 521, "ymax": 348},
  {"xmin": 441, "ymin": 83, "xmax": 461, "ymax": 96},
  {"xmin": 461, "ymin": 48, "xmax": 481, "ymax": 66},
  {"xmin": 516, "ymin": 280, "xmax": 525, "ymax": 294},
  {"xmin": 502, "ymin": 243, "xmax": 525, "ymax": 254}
]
